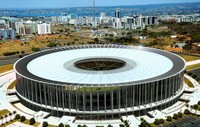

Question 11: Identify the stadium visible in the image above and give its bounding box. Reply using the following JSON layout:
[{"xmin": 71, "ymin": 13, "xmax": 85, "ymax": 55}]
[{"xmin": 14, "ymin": 44, "xmax": 185, "ymax": 120}]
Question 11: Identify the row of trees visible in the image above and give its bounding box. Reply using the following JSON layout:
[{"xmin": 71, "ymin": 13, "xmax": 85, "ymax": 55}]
[
  {"xmin": 3, "ymin": 50, "xmax": 25, "ymax": 56},
  {"xmin": 0, "ymin": 111, "xmax": 16, "ymax": 125},
  {"xmin": 140, "ymin": 112, "xmax": 184, "ymax": 126},
  {"xmin": 185, "ymin": 70, "xmax": 200, "ymax": 83}
]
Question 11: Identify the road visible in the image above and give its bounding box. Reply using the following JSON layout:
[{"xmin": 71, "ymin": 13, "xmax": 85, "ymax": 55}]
[
  {"xmin": 0, "ymin": 58, "xmax": 19, "ymax": 66},
  {"xmin": 189, "ymin": 68, "xmax": 200, "ymax": 77}
]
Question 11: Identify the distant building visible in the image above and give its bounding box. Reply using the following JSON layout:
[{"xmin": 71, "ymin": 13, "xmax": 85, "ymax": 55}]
[
  {"xmin": 175, "ymin": 42, "xmax": 187, "ymax": 48},
  {"xmin": 15, "ymin": 20, "xmax": 36, "ymax": 35},
  {"xmin": 37, "ymin": 23, "xmax": 51, "ymax": 35},
  {"xmin": 67, "ymin": 14, "xmax": 77, "ymax": 20},
  {"xmin": 0, "ymin": 28, "xmax": 16, "ymax": 39},
  {"xmin": 115, "ymin": 9, "xmax": 121, "ymax": 18}
]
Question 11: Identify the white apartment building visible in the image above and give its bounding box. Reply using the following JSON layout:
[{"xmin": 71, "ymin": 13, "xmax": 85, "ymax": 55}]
[{"xmin": 37, "ymin": 23, "xmax": 51, "ymax": 35}]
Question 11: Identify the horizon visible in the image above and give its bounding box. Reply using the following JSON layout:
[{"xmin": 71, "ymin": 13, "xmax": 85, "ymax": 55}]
[{"xmin": 0, "ymin": 0, "xmax": 200, "ymax": 9}]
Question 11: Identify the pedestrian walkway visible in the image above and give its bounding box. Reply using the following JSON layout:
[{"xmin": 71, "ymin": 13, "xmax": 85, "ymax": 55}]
[{"xmin": 186, "ymin": 59, "xmax": 200, "ymax": 66}]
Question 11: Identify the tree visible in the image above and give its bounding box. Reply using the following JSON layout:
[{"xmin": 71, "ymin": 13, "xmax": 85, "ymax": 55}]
[
  {"xmin": 0, "ymin": 116, "xmax": 3, "ymax": 125},
  {"xmin": 154, "ymin": 119, "xmax": 160, "ymax": 125},
  {"xmin": 15, "ymin": 114, "xmax": 20, "ymax": 119},
  {"xmin": 16, "ymin": 35, "xmax": 21, "ymax": 39},
  {"xmin": 42, "ymin": 121, "xmax": 48, "ymax": 127},
  {"xmin": 65, "ymin": 124, "xmax": 70, "ymax": 127},
  {"xmin": 107, "ymin": 124, "xmax": 113, "ymax": 127},
  {"xmin": 173, "ymin": 114, "xmax": 178, "ymax": 120},
  {"xmin": 178, "ymin": 112, "xmax": 183, "ymax": 118},
  {"xmin": 13, "ymin": 111, "xmax": 16, "ymax": 116},
  {"xmin": 184, "ymin": 109, "xmax": 191, "ymax": 114},
  {"xmin": 94, "ymin": 38, "xmax": 99, "ymax": 44},
  {"xmin": 124, "ymin": 120, "xmax": 130, "ymax": 127},
  {"xmin": 31, "ymin": 46, "xmax": 40, "ymax": 52},
  {"xmin": 20, "ymin": 116, "xmax": 26, "ymax": 122},
  {"xmin": 198, "ymin": 101, "xmax": 200, "ymax": 105},
  {"xmin": 12, "ymin": 111, "xmax": 16, "ymax": 120},
  {"xmin": 194, "ymin": 104, "xmax": 199, "ymax": 113},
  {"xmin": 192, "ymin": 74, "xmax": 197, "ymax": 79},
  {"xmin": 21, "ymin": 51, "xmax": 25, "ymax": 54},
  {"xmin": 119, "ymin": 124, "xmax": 125, "ymax": 127},
  {"xmin": 140, "ymin": 119, "xmax": 150, "ymax": 127},
  {"xmin": 30, "ymin": 118, "xmax": 36, "ymax": 125},
  {"xmin": 9, "ymin": 112, "xmax": 12, "ymax": 121},
  {"xmin": 59, "ymin": 123, "xmax": 64, "ymax": 127},
  {"xmin": 159, "ymin": 118, "xmax": 164, "ymax": 124},
  {"xmin": 4, "ymin": 115, "xmax": 8, "ymax": 123},
  {"xmin": 166, "ymin": 116, "xmax": 172, "ymax": 121}
]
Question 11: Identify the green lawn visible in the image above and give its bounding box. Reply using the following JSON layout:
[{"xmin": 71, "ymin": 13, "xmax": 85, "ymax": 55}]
[
  {"xmin": 7, "ymin": 80, "xmax": 16, "ymax": 89},
  {"xmin": 0, "ymin": 64, "xmax": 13, "ymax": 73},
  {"xmin": 186, "ymin": 63, "xmax": 200, "ymax": 70},
  {"xmin": 184, "ymin": 77, "xmax": 194, "ymax": 88},
  {"xmin": 178, "ymin": 54, "xmax": 200, "ymax": 62},
  {"xmin": 2, "ymin": 119, "xmax": 40, "ymax": 127},
  {"xmin": 0, "ymin": 109, "xmax": 10, "ymax": 117}
]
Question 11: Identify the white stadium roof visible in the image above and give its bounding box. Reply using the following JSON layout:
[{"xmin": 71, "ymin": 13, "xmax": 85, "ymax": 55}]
[{"xmin": 27, "ymin": 47, "xmax": 173, "ymax": 84}]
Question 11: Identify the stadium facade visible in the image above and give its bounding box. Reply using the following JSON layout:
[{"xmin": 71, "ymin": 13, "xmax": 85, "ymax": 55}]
[{"xmin": 14, "ymin": 45, "xmax": 185, "ymax": 120}]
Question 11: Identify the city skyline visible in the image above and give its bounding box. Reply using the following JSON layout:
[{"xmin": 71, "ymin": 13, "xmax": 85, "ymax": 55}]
[{"xmin": 0, "ymin": 0, "xmax": 200, "ymax": 8}]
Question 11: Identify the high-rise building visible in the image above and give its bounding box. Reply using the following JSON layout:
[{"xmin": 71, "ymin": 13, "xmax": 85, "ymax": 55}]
[
  {"xmin": 37, "ymin": 23, "xmax": 51, "ymax": 35},
  {"xmin": 0, "ymin": 28, "xmax": 16, "ymax": 39},
  {"xmin": 15, "ymin": 21, "xmax": 36, "ymax": 35},
  {"xmin": 115, "ymin": 9, "xmax": 121, "ymax": 18},
  {"xmin": 100, "ymin": 12, "xmax": 106, "ymax": 18}
]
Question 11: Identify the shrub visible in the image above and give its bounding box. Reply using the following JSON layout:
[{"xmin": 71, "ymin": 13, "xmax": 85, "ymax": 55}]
[
  {"xmin": 154, "ymin": 118, "xmax": 160, "ymax": 125},
  {"xmin": 173, "ymin": 114, "xmax": 179, "ymax": 120},
  {"xmin": 47, "ymin": 42, "xmax": 58, "ymax": 47},
  {"xmin": 3, "ymin": 51, "xmax": 17, "ymax": 56},
  {"xmin": 29, "ymin": 118, "xmax": 36, "ymax": 125},
  {"xmin": 187, "ymin": 72, "xmax": 192, "ymax": 76},
  {"xmin": 32, "ymin": 47, "xmax": 40, "ymax": 52},
  {"xmin": 107, "ymin": 125, "xmax": 113, "ymax": 127},
  {"xmin": 166, "ymin": 116, "xmax": 172, "ymax": 121},
  {"xmin": 42, "ymin": 121, "xmax": 48, "ymax": 127},
  {"xmin": 20, "ymin": 116, "xmax": 26, "ymax": 122},
  {"xmin": 15, "ymin": 114, "xmax": 20, "ymax": 119},
  {"xmin": 19, "ymin": 55, "xmax": 23, "ymax": 58},
  {"xmin": 119, "ymin": 124, "xmax": 125, "ymax": 127},
  {"xmin": 58, "ymin": 123, "xmax": 64, "ymax": 127},
  {"xmin": 140, "ymin": 119, "xmax": 150, "ymax": 127},
  {"xmin": 159, "ymin": 118, "xmax": 164, "ymax": 124},
  {"xmin": 178, "ymin": 112, "xmax": 183, "ymax": 118},
  {"xmin": 192, "ymin": 74, "xmax": 197, "ymax": 79}
]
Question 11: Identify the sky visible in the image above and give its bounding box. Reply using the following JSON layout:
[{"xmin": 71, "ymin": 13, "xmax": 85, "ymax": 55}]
[{"xmin": 0, "ymin": 0, "xmax": 200, "ymax": 8}]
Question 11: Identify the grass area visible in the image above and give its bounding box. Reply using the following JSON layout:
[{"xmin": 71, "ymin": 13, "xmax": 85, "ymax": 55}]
[
  {"xmin": 48, "ymin": 125, "xmax": 58, "ymax": 127},
  {"xmin": 0, "ymin": 64, "xmax": 13, "ymax": 73},
  {"xmin": 2, "ymin": 119, "xmax": 40, "ymax": 127},
  {"xmin": 178, "ymin": 54, "xmax": 200, "ymax": 62},
  {"xmin": 0, "ymin": 109, "xmax": 10, "ymax": 117},
  {"xmin": 186, "ymin": 63, "xmax": 200, "ymax": 70},
  {"xmin": 184, "ymin": 77, "xmax": 194, "ymax": 88},
  {"xmin": 23, "ymin": 119, "xmax": 40, "ymax": 127},
  {"xmin": 7, "ymin": 80, "xmax": 16, "ymax": 89},
  {"xmin": 2, "ymin": 119, "xmax": 18, "ymax": 127}
]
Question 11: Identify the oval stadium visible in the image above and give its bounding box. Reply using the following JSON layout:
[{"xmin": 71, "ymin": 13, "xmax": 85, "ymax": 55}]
[{"xmin": 14, "ymin": 44, "xmax": 186, "ymax": 120}]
